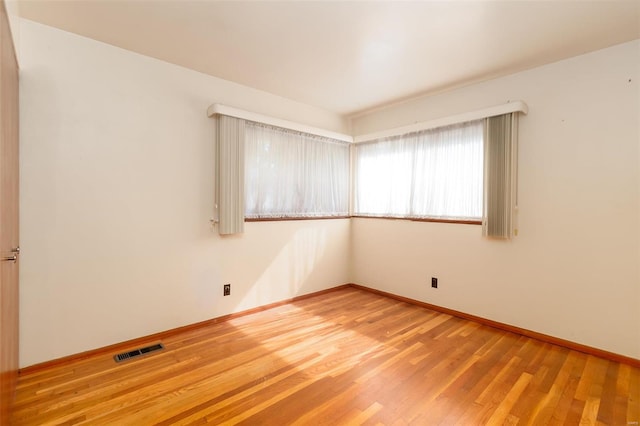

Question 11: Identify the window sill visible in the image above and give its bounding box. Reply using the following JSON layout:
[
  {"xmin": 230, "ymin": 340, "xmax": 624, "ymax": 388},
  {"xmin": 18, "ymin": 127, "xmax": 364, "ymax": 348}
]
[
  {"xmin": 245, "ymin": 216, "xmax": 481, "ymax": 225},
  {"xmin": 350, "ymin": 216, "xmax": 481, "ymax": 225},
  {"xmin": 245, "ymin": 216, "xmax": 350, "ymax": 222}
]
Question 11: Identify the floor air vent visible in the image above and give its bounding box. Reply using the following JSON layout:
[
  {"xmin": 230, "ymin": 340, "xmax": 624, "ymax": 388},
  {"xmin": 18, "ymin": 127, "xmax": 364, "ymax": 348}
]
[{"xmin": 114, "ymin": 343, "xmax": 164, "ymax": 363}]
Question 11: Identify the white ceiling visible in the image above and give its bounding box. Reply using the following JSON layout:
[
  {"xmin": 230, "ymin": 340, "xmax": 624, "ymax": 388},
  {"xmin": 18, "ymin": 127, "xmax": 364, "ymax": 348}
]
[{"xmin": 16, "ymin": 0, "xmax": 640, "ymax": 116}]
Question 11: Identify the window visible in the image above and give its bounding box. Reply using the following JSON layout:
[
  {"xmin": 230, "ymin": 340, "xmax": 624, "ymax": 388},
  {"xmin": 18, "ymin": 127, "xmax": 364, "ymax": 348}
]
[
  {"xmin": 353, "ymin": 120, "xmax": 483, "ymax": 221},
  {"xmin": 244, "ymin": 122, "xmax": 350, "ymax": 219},
  {"xmin": 213, "ymin": 103, "xmax": 522, "ymax": 236}
]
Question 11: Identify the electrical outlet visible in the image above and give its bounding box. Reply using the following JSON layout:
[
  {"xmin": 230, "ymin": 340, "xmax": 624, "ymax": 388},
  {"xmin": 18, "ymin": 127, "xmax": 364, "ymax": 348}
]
[
  {"xmin": 223, "ymin": 284, "xmax": 231, "ymax": 296},
  {"xmin": 431, "ymin": 277, "xmax": 438, "ymax": 288}
]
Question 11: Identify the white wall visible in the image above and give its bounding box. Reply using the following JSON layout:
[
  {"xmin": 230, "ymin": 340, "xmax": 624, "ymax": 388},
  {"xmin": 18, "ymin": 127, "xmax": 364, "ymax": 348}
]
[
  {"xmin": 350, "ymin": 40, "xmax": 640, "ymax": 359},
  {"xmin": 18, "ymin": 17, "xmax": 640, "ymax": 366},
  {"xmin": 18, "ymin": 19, "xmax": 351, "ymax": 367}
]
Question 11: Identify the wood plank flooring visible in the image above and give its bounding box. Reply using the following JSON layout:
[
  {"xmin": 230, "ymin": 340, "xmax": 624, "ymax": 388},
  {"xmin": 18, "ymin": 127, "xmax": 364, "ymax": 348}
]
[{"xmin": 11, "ymin": 287, "xmax": 640, "ymax": 425}]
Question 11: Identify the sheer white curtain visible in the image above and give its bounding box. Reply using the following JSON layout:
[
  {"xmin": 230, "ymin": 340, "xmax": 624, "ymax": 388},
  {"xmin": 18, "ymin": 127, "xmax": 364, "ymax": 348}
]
[
  {"xmin": 413, "ymin": 121, "xmax": 483, "ymax": 219},
  {"xmin": 245, "ymin": 122, "xmax": 350, "ymax": 218},
  {"xmin": 352, "ymin": 137, "xmax": 414, "ymax": 217},
  {"xmin": 354, "ymin": 120, "xmax": 483, "ymax": 220}
]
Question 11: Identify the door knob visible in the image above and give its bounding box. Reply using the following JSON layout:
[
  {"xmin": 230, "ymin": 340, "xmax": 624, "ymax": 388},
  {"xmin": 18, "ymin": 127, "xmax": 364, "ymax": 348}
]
[{"xmin": 2, "ymin": 255, "xmax": 17, "ymax": 262}]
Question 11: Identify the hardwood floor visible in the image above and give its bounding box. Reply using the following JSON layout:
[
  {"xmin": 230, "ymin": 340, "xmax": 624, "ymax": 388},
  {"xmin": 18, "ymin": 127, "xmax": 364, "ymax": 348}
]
[{"xmin": 12, "ymin": 287, "xmax": 640, "ymax": 425}]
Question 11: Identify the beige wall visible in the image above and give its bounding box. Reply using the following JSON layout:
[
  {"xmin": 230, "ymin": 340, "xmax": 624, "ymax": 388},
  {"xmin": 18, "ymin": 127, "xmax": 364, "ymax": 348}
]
[
  {"xmin": 350, "ymin": 40, "xmax": 640, "ymax": 359},
  {"xmin": 18, "ymin": 20, "xmax": 351, "ymax": 367},
  {"xmin": 3, "ymin": 0, "xmax": 18, "ymax": 62}
]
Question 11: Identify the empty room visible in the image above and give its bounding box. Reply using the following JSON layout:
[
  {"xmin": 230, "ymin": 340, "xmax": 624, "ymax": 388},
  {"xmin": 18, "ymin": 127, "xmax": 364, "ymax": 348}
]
[{"xmin": 1, "ymin": 0, "xmax": 639, "ymax": 424}]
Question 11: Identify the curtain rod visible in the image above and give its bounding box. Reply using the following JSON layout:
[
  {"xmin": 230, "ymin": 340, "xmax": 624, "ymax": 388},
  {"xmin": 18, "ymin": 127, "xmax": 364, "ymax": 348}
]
[
  {"xmin": 207, "ymin": 104, "xmax": 353, "ymax": 143},
  {"xmin": 353, "ymin": 101, "xmax": 528, "ymax": 143},
  {"xmin": 207, "ymin": 101, "xmax": 528, "ymax": 144}
]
